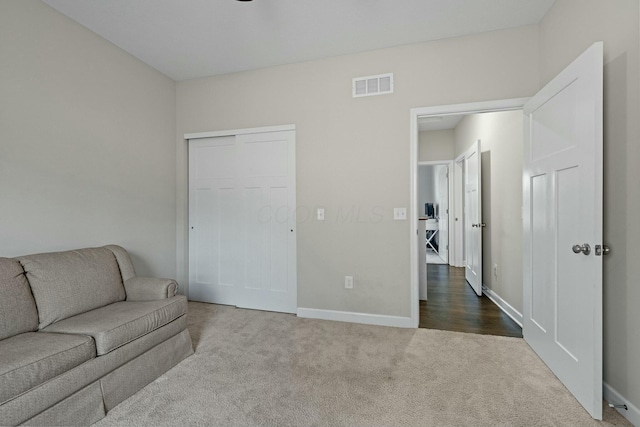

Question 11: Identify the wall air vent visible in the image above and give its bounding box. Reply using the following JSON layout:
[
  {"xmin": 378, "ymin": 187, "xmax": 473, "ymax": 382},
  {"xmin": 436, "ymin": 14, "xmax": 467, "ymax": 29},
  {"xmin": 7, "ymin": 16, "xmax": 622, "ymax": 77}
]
[{"xmin": 352, "ymin": 73, "xmax": 393, "ymax": 98}]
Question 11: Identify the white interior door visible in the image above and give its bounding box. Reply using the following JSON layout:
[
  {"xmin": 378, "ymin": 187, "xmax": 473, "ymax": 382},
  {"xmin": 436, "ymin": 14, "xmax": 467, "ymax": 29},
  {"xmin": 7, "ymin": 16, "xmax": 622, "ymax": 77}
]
[
  {"xmin": 523, "ymin": 42, "xmax": 603, "ymax": 419},
  {"xmin": 236, "ymin": 130, "xmax": 297, "ymax": 313},
  {"xmin": 454, "ymin": 159, "xmax": 464, "ymax": 268},
  {"xmin": 189, "ymin": 129, "xmax": 297, "ymax": 314},
  {"xmin": 436, "ymin": 165, "xmax": 449, "ymax": 263},
  {"xmin": 463, "ymin": 140, "xmax": 482, "ymax": 296},
  {"xmin": 188, "ymin": 136, "xmax": 239, "ymax": 305}
]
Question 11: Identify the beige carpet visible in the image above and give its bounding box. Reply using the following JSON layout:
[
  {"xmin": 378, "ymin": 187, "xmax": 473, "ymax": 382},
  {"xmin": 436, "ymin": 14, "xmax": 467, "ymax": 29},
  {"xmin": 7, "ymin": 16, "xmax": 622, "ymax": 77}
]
[{"xmin": 95, "ymin": 302, "xmax": 631, "ymax": 427}]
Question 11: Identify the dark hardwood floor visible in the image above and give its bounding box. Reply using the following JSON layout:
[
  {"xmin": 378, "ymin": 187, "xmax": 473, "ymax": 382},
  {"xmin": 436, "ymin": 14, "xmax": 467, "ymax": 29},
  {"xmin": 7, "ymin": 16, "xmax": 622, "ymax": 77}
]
[{"xmin": 419, "ymin": 264, "xmax": 522, "ymax": 338}]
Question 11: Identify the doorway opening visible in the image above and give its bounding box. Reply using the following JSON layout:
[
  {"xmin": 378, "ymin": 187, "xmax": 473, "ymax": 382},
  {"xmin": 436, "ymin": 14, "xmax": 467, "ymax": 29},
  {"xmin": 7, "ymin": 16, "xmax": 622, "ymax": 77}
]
[
  {"xmin": 409, "ymin": 99, "xmax": 528, "ymax": 337},
  {"xmin": 409, "ymin": 44, "xmax": 605, "ymax": 420},
  {"xmin": 418, "ymin": 161, "xmax": 452, "ymax": 266}
]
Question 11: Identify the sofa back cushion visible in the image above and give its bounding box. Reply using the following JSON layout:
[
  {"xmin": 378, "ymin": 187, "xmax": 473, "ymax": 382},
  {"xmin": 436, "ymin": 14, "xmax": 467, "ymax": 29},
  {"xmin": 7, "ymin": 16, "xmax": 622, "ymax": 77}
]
[
  {"xmin": 18, "ymin": 247, "xmax": 126, "ymax": 329},
  {"xmin": 0, "ymin": 258, "xmax": 39, "ymax": 340}
]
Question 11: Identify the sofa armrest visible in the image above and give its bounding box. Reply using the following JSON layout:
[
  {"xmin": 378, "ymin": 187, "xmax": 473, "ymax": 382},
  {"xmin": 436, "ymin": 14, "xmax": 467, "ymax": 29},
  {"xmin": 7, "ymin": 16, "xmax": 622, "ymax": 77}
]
[{"xmin": 124, "ymin": 277, "xmax": 178, "ymax": 301}]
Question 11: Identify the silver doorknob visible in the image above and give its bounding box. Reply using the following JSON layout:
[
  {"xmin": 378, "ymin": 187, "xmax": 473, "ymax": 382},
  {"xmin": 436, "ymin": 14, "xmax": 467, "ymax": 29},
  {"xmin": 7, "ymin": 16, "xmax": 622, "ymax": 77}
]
[{"xmin": 572, "ymin": 243, "xmax": 591, "ymax": 255}]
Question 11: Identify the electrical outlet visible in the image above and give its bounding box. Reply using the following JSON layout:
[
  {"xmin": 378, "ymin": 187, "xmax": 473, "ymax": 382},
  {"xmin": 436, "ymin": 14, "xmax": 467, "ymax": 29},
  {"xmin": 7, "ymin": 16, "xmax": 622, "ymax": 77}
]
[
  {"xmin": 394, "ymin": 208, "xmax": 407, "ymax": 220},
  {"xmin": 344, "ymin": 276, "xmax": 354, "ymax": 289}
]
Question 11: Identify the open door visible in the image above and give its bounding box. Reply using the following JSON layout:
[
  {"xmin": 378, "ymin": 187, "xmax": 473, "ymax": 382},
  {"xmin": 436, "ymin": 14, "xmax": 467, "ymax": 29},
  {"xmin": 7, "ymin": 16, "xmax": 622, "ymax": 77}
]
[
  {"xmin": 523, "ymin": 42, "xmax": 603, "ymax": 419},
  {"xmin": 463, "ymin": 140, "xmax": 483, "ymax": 296}
]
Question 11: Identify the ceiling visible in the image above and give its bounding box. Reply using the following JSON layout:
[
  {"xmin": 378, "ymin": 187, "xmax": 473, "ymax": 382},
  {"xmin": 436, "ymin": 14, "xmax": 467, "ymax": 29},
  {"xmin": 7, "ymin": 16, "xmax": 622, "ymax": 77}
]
[
  {"xmin": 42, "ymin": 0, "xmax": 555, "ymax": 81},
  {"xmin": 418, "ymin": 115, "xmax": 465, "ymax": 132}
]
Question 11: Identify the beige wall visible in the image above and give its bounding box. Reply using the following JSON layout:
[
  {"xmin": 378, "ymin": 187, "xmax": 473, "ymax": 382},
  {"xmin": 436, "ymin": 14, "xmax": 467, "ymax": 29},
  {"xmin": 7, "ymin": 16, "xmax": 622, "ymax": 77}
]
[
  {"xmin": 419, "ymin": 129, "xmax": 455, "ymax": 161},
  {"xmin": 3, "ymin": 0, "xmax": 637, "ymax": 416},
  {"xmin": 540, "ymin": 0, "xmax": 640, "ymax": 410},
  {"xmin": 0, "ymin": 1, "xmax": 178, "ymax": 278},
  {"xmin": 454, "ymin": 111, "xmax": 524, "ymax": 314},
  {"xmin": 176, "ymin": 26, "xmax": 540, "ymax": 317}
]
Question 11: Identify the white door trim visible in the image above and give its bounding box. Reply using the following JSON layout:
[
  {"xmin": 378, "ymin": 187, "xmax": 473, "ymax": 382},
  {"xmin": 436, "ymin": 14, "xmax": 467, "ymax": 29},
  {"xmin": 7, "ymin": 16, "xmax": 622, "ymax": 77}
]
[
  {"xmin": 185, "ymin": 124, "xmax": 296, "ymax": 140},
  {"xmin": 409, "ymin": 98, "xmax": 528, "ymax": 328}
]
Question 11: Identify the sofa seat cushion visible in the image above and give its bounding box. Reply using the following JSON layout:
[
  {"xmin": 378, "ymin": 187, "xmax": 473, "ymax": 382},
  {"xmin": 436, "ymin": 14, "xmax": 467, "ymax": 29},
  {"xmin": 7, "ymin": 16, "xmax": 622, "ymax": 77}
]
[
  {"xmin": 42, "ymin": 296, "xmax": 187, "ymax": 356},
  {"xmin": 0, "ymin": 332, "xmax": 95, "ymax": 405}
]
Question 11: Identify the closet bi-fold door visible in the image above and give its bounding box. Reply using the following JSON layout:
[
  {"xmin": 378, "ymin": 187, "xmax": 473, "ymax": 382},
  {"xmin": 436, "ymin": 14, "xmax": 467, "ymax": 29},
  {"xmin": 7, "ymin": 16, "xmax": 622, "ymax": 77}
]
[{"xmin": 189, "ymin": 130, "xmax": 297, "ymax": 314}]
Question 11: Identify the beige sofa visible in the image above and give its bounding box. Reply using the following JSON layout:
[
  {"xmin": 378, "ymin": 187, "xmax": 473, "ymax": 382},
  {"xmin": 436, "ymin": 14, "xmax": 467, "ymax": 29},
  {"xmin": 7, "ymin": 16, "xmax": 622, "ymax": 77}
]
[{"xmin": 0, "ymin": 245, "xmax": 193, "ymax": 426}]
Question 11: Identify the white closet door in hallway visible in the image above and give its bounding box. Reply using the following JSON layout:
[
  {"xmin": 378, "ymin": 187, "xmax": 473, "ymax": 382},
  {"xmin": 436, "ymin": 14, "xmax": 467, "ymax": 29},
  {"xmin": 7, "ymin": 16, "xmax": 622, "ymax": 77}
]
[
  {"xmin": 436, "ymin": 165, "xmax": 449, "ymax": 264},
  {"xmin": 188, "ymin": 128, "xmax": 297, "ymax": 314},
  {"xmin": 463, "ymin": 140, "xmax": 483, "ymax": 296}
]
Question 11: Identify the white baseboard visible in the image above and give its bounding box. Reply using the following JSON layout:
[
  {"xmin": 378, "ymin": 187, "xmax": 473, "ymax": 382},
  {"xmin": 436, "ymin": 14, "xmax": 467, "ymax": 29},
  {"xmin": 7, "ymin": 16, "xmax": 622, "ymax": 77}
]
[
  {"xmin": 604, "ymin": 382, "xmax": 639, "ymax": 426},
  {"xmin": 297, "ymin": 308, "xmax": 414, "ymax": 328},
  {"xmin": 482, "ymin": 285, "xmax": 523, "ymax": 327}
]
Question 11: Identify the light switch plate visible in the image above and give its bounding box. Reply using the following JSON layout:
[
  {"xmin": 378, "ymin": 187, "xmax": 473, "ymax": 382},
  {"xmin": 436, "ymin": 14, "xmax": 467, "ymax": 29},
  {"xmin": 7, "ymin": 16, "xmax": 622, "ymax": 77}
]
[
  {"xmin": 317, "ymin": 208, "xmax": 325, "ymax": 220},
  {"xmin": 394, "ymin": 208, "xmax": 407, "ymax": 220}
]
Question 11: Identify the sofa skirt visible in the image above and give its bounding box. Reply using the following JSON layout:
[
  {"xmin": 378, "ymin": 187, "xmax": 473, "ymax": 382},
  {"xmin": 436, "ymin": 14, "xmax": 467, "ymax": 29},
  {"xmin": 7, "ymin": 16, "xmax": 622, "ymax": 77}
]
[
  {"xmin": 101, "ymin": 328, "xmax": 194, "ymax": 411},
  {"xmin": 21, "ymin": 381, "xmax": 105, "ymax": 426},
  {"xmin": 1, "ymin": 316, "xmax": 192, "ymax": 426}
]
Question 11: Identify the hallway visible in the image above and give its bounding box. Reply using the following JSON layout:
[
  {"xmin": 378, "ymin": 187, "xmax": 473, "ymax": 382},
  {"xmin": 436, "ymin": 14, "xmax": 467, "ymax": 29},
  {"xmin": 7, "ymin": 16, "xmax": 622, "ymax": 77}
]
[{"xmin": 419, "ymin": 264, "xmax": 522, "ymax": 338}]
